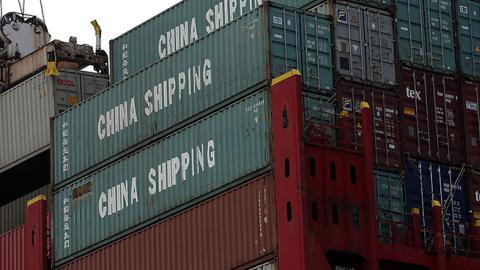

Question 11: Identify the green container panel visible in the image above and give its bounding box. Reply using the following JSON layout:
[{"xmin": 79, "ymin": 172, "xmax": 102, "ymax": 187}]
[
  {"xmin": 457, "ymin": 0, "xmax": 480, "ymax": 80},
  {"xmin": 396, "ymin": 0, "xmax": 456, "ymax": 72},
  {"xmin": 53, "ymin": 90, "xmax": 271, "ymax": 263},
  {"xmin": 54, "ymin": 10, "xmax": 267, "ymax": 185},
  {"xmin": 110, "ymin": 0, "xmax": 316, "ymax": 84},
  {"xmin": 54, "ymin": 6, "xmax": 334, "ymax": 186},
  {"xmin": 375, "ymin": 170, "xmax": 406, "ymax": 242},
  {"xmin": 269, "ymin": 6, "xmax": 333, "ymax": 91}
]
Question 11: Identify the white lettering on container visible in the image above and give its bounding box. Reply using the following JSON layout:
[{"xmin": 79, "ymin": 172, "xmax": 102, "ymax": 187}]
[
  {"xmin": 97, "ymin": 98, "xmax": 138, "ymax": 140},
  {"xmin": 158, "ymin": 18, "xmax": 198, "ymax": 60},
  {"xmin": 144, "ymin": 58, "xmax": 212, "ymax": 116},
  {"xmin": 147, "ymin": 140, "xmax": 216, "ymax": 196},
  {"xmin": 98, "ymin": 177, "xmax": 139, "ymax": 218}
]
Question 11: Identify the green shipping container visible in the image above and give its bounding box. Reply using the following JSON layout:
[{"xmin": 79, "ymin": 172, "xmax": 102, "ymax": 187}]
[
  {"xmin": 54, "ymin": 90, "xmax": 271, "ymax": 264},
  {"xmin": 109, "ymin": 0, "xmax": 318, "ymax": 84},
  {"xmin": 457, "ymin": 0, "xmax": 480, "ymax": 80},
  {"xmin": 53, "ymin": 5, "xmax": 333, "ymax": 186},
  {"xmin": 396, "ymin": 0, "xmax": 456, "ymax": 73},
  {"xmin": 374, "ymin": 170, "xmax": 406, "ymax": 243}
]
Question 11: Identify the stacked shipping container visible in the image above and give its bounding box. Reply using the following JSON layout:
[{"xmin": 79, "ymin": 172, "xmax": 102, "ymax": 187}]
[{"xmin": 37, "ymin": 0, "xmax": 480, "ymax": 269}]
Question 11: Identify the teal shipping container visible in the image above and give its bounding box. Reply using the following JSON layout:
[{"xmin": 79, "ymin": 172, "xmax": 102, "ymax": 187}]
[
  {"xmin": 53, "ymin": 4, "xmax": 333, "ymax": 186},
  {"xmin": 396, "ymin": 0, "xmax": 456, "ymax": 73},
  {"xmin": 53, "ymin": 90, "xmax": 271, "ymax": 264},
  {"xmin": 110, "ymin": 0, "xmax": 322, "ymax": 84},
  {"xmin": 374, "ymin": 170, "xmax": 406, "ymax": 243},
  {"xmin": 457, "ymin": 0, "xmax": 480, "ymax": 80}
]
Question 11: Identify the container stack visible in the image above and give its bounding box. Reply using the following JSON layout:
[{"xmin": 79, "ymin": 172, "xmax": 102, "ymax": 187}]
[
  {"xmin": 51, "ymin": 1, "xmax": 338, "ymax": 268},
  {"xmin": 3, "ymin": 0, "xmax": 480, "ymax": 269},
  {"xmin": 0, "ymin": 12, "xmax": 109, "ymax": 270}
]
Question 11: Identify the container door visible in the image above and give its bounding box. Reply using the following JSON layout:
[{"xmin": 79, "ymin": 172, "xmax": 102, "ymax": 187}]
[
  {"xmin": 269, "ymin": 8, "xmax": 301, "ymax": 78},
  {"xmin": 399, "ymin": 67, "xmax": 433, "ymax": 160},
  {"xmin": 428, "ymin": 74, "xmax": 463, "ymax": 164},
  {"xmin": 334, "ymin": 4, "xmax": 366, "ymax": 82},
  {"xmin": 396, "ymin": 0, "xmax": 427, "ymax": 67},
  {"xmin": 301, "ymin": 12, "xmax": 334, "ymax": 92},
  {"xmin": 369, "ymin": 90, "xmax": 401, "ymax": 170},
  {"xmin": 396, "ymin": 0, "xmax": 455, "ymax": 72},
  {"xmin": 405, "ymin": 159, "xmax": 467, "ymax": 235},
  {"xmin": 426, "ymin": 0, "xmax": 456, "ymax": 72},
  {"xmin": 457, "ymin": 0, "xmax": 480, "ymax": 80},
  {"xmin": 363, "ymin": 9, "xmax": 396, "ymax": 86},
  {"xmin": 375, "ymin": 170, "xmax": 405, "ymax": 243}
]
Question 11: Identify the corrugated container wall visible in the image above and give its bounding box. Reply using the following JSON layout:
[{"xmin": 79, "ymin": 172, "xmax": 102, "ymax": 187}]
[
  {"xmin": 0, "ymin": 226, "xmax": 25, "ymax": 270},
  {"xmin": 0, "ymin": 184, "xmax": 51, "ymax": 235},
  {"xmin": 54, "ymin": 5, "xmax": 334, "ymax": 186},
  {"xmin": 336, "ymin": 82, "xmax": 402, "ymax": 170},
  {"xmin": 310, "ymin": 1, "xmax": 396, "ymax": 87},
  {"xmin": 109, "ymin": 0, "xmax": 320, "ymax": 84},
  {"xmin": 53, "ymin": 91, "xmax": 271, "ymax": 264},
  {"xmin": 456, "ymin": 0, "xmax": 480, "ymax": 80},
  {"xmin": 0, "ymin": 70, "xmax": 108, "ymax": 173},
  {"xmin": 396, "ymin": 0, "xmax": 456, "ymax": 73},
  {"xmin": 55, "ymin": 175, "xmax": 277, "ymax": 269},
  {"xmin": 399, "ymin": 66, "xmax": 464, "ymax": 165},
  {"xmin": 405, "ymin": 159, "xmax": 468, "ymax": 234},
  {"xmin": 375, "ymin": 170, "xmax": 405, "ymax": 242},
  {"xmin": 463, "ymin": 81, "xmax": 480, "ymax": 169}
]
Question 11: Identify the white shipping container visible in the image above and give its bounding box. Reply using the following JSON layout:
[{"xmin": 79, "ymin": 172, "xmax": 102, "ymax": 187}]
[{"xmin": 0, "ymin": 70, "xmax": 108, "ymax": 173}]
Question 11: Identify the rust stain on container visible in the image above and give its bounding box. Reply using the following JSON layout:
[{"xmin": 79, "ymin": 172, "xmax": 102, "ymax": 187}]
[{"xmin": 56, "ymin": 174, "xmax": 277, "ymax": 270}]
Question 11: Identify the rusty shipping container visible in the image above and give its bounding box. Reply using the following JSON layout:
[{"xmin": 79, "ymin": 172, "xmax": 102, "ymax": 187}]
[
  {"xmin": 398, "ymin": 66, "xmax": 464, "ymax": 165},
  {"xmin": 336, "ymin": 81, "xmax": 402, "ymax": 170},
  {"xmin": 463, "ymin": 81, "xmax": 480, "ymax": 169},
  {"xmin": 0, "ymin": 226, "xmax": 25, "ymax": 270},
  {"xmin": 0, "ymin": 184, "xmax": 51, "ymax": 235},
  {"xmin": 53, "ymin": 5, "xmax": 334, "ymax": 186},
  {"xmin": 55, "ymin": 175, "xmax": 277, "ymax": 269}
]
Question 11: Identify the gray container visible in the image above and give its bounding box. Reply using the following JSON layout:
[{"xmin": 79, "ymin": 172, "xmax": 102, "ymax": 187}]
[
  {"xmin": 0, "ymin": 184, "xmax": 51, "ymax": 235},
  {"xmin": 310, "ymin": 1, "xmax": 396, "ymax": 87},
  {"xmin": 0, "ymin": 70, "xmax": 108, "ymax": 174}
]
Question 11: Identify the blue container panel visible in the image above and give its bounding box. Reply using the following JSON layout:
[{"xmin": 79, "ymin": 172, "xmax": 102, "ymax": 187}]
[{"xmin": 405, "ymin": 159, "xmax": 468, "ymax": 234}]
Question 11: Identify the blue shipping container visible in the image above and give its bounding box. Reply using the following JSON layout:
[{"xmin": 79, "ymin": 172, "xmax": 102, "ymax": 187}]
[{"xmin": 405, "ymin": 159, "xmax": 468, "ymax": 234}]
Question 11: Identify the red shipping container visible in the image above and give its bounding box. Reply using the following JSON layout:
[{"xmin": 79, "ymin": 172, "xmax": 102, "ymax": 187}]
[
  {"xmin": 463, "ymin": 81, "xmax": 480, "ymax": 169},
  {"xmin": 336, "ymin": 81, "xmax": 402, "ymax": 170},
  {"xmin": 56, "ymin": 175, "xmax": 277, "ymax": 270},
  {"xmin": 0, "ymin": 226, "xmax": 25, "ymax": 270},
  {"xmin": 399, "ymin": 66, "xmax": 464, "ymax": 165}
]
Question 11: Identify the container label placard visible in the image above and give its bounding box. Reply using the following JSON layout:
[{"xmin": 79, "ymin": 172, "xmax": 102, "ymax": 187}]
[
  {"xmin": 53, "ymin": 10, "xmax": 267, "ymax": 185},
  {"xmin": 54, "ymin": 91, "xmax": 270, "ymax": 262}
]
